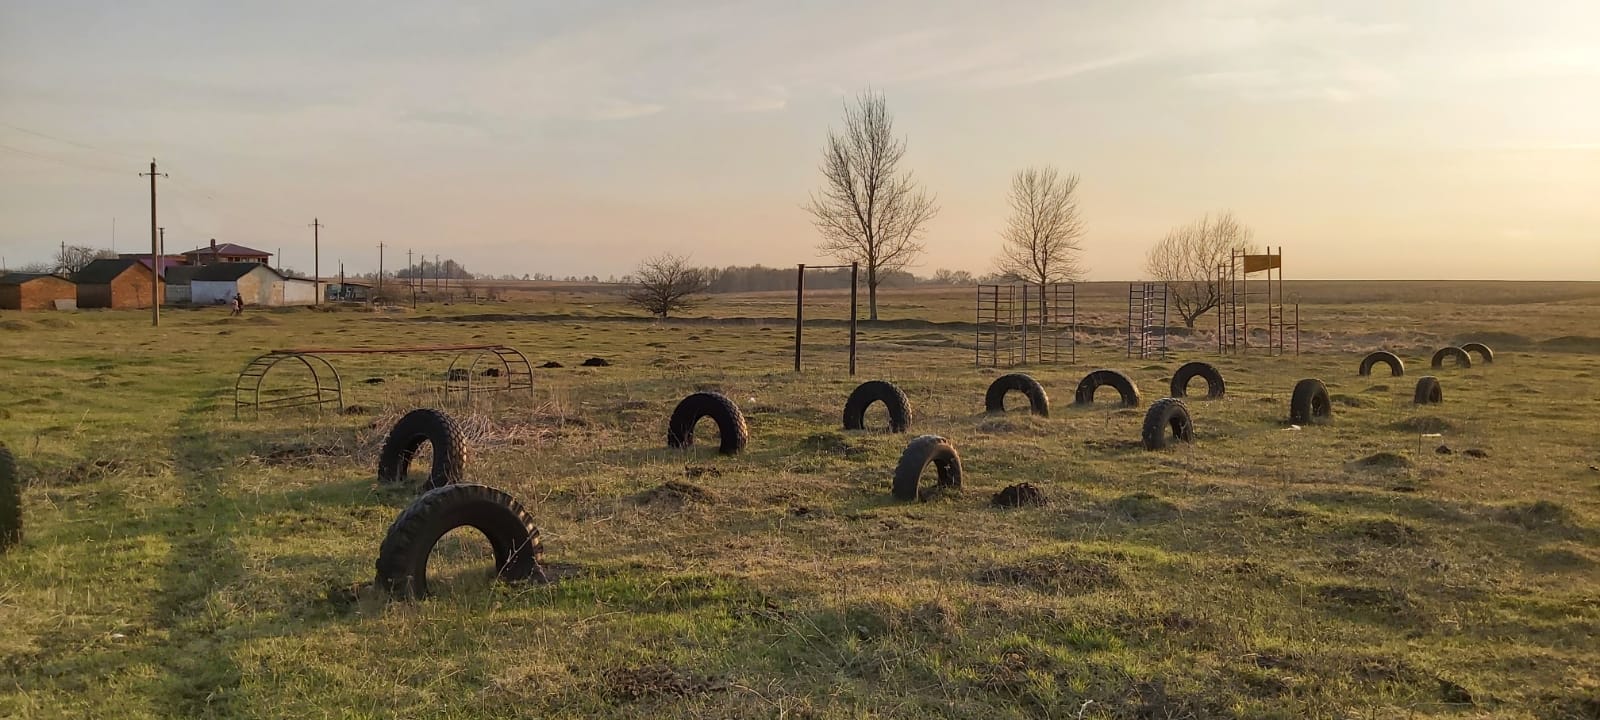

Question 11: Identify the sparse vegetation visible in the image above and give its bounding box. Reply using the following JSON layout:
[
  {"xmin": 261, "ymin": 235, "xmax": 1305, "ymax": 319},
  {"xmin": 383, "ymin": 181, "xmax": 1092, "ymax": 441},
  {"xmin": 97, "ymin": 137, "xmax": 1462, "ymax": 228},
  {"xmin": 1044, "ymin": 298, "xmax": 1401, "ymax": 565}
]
[{"xmin": 0, "ymin": 283, "xmax": 1597, "ymax": 718}]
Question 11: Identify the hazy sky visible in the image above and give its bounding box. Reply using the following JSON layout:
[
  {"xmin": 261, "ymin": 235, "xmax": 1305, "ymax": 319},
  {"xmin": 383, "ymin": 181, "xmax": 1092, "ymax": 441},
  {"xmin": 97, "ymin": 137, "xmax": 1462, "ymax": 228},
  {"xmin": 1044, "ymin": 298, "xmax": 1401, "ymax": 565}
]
[{"xmin": 2, "ymin": 0, "xmax": 1597, "ymax": 280}]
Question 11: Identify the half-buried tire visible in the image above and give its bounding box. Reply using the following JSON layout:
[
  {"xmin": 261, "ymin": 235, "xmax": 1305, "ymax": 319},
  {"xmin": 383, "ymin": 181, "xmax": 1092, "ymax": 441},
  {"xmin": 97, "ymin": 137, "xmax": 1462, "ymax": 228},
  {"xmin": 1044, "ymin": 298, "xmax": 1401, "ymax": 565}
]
[
  {"xmin": 378, "ymin": 408, "xmax": 467, "ymax": 491},
  {"xmin": 843, "ymin": 380, "xmax": 912, "ymax": 433},
  {"xmin": 1170, "ymin": 362, "xmax": 1225, "ymax": 399},
  {"xmin": 1359, "ymin": 351, "xmax": 1405, "ymax": 377},
  {"xmin": 984, "ymin": 374, "xmax": 1048, "ymax": 416},
  {"xmin": 1413, "ymin": 376, "xmax": 1443, "ymax": 405},
  {"xmin": 667, "ymin": 392, "xmax": 748, "ymax": 455},
  {"xmin": 1431, "ymin": 347, "xmax": 1472, "ymax": 369},
  {"xmin": 891, "ymin": 435, "xmax": 962, "ymax": 501},
  {"xmin": 1460, "ymin": 343, "xmax": 1494, "ymax": 364},
  {"xmin": 1141, "ymin": 398, "xmax": 1194, "ymax": 450},
  {"xmin": 1289, "ymin": 378, "xmax": 1332, "ymax": 425},
  {"xmin": 375, "ymin": 483, "xmax": 545, "ymax": 599},
  {"xmin": 0, "ymin": 442, "xmax": 19, "ymax": 551},
  {"xmin": 1075, "ymin": 369, "xmax": 1141, "ymax": 407}
]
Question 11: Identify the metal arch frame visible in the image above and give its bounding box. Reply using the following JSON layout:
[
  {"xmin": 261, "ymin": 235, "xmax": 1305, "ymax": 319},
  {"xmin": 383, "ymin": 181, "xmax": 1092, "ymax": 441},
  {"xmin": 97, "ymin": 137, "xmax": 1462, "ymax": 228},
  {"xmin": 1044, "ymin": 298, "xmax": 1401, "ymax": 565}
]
[
  {"xmin": 444, "ymin": 346, "xmax": 534, "ymax": 399},
  {"xmin": 234, "ymin": 351, "xmax": 344, "ymax": 418},
  {"xmin": 234, "ymin": 343, "xmax": 535, "ymax": 417}
]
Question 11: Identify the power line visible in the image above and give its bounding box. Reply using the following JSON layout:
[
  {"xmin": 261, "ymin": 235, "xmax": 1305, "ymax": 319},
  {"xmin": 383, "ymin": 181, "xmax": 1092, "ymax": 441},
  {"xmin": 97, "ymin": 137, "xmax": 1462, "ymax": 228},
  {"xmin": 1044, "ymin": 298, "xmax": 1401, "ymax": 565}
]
[
  {"xmin": 0, "ymin": 143, "xmax": 126, "ymax": 176},
  {"xmin": 0, "ymin": 120, "xmax": 144, "ymax": 159}
]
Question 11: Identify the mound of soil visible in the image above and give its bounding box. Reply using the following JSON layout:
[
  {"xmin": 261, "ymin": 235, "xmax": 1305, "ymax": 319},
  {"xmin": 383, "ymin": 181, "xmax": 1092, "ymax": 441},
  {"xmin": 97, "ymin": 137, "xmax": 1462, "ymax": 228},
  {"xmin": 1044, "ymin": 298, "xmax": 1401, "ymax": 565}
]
[
  {"xmin": 1331, "ymin": 394, "xmax": 1371, "ymax": 408},
  {"xmin": 1463, "ymin": 448, "xmax": 1489, "ymax": 459},
  {"xmin": 973, "ymin": 555, "xmax": 1120, "ymax": 594},
  {"xmin": 1348, "ymin": 452, "xmax": 1413, "ymax": 471},
  {"xmin": 683, "ymin": 465, "xmax": 720, "ymax": 479},
  {"xmin": 538, "ymin": 361, "xmax": 563, "ymax": 368},
  {"xmin": 581, "ymin": 357, "xmax": 611, "ymax": 367},
  {"xmin": 991, "ymin": 483, "xmax": 1048, "ymax": 508},
  {"xmin": 1493, "ymin": 500, "xmax": 1570, "ymax": 529}
]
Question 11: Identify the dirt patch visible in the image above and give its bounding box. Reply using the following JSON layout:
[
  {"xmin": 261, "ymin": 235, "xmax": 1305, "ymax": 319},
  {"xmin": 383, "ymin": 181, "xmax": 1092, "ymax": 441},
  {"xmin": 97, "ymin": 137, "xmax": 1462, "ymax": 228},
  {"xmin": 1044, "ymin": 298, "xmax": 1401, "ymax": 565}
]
[
  {"xmin": 581, "ymin": 357, "xmax": 611, "ymax": 367},
  {"xmin": 1462, "ymin": 448, "xmax": 1489, "ymax": 459},
  {"xmin": 1106, "ymin": 492, "xmax": 1179, "ymax": 522},
  {"xmin": 636, "ymin": 480, "xmax": 715, "ymax": 506},
  {"xmin": 991, "ymin": 483, "xmax": 1048, "ymax": 508},
  {"xmin": 603, "ymin": 665, "xmax": 728, "ymax": 700},
  {"xmin": 59, "ymin": 456, "xmax": 170, "ymax": 485},
  {"xmin": 1388, "ymin": 416, "xmax": 1455, "ymax": 433},
  {"xmin": 1493, "ymin": 500, "xmax": 1571, "ymax": 529},
  {"xmin": 973, "ymin": 554, "xmax": 1120, "ymax": 594},
  {"xmin": 1347, "ymin": 452, "xmax": 1413, "ymax": 471},
  {"xmin": 538, "ymin": 361, "xmax": 563, "ymax": 368},
  {"xmin": 683, "ymin": 465, "xmax": 721, "ymax": 479},
  {"xmin": 1353, "ymin": 518, "xmax": 1423, "ymax": 546}
]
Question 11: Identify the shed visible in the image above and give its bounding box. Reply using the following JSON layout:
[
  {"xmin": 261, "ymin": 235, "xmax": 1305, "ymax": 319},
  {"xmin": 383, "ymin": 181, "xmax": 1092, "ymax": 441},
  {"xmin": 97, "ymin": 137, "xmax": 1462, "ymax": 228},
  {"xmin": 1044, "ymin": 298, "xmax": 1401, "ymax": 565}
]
[
  {"xmin": 280, "ymin": 277, "xmax": 320, "ymax": 306},
  {"xmin": 163, "ymin": 265, "xmax": 203, "ymax": 304},
  {"xmin": 74, "ymin": 259, "xmax": 164, "ymax": 309},
  {"xmin": 0, "ymin": 273, "xmax": 77, "ymax": 311},
  {"xmin": 325, "ymin": 280, "xmax": 373, "ymax": 302},
  {"xmin": 192, "ymin": 263, "xmax": 283, "ymax": 306}
]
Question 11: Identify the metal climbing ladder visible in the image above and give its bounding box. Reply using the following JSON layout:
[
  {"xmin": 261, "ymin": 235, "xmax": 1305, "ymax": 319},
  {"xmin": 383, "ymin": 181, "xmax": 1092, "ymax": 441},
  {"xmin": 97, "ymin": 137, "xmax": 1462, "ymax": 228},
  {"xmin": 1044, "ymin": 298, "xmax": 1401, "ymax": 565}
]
[
  {"xmin": 976, "ymin": 284, "xmax": 1018, "ymax": 367},
  {"xmin": 1218, "ymin": 247, "xmax": 1297, "ymax": 356},
  {"xmin": 1126, "ymin": 282, "xmax": 1169, "ymax": 359},
  {"xmin": 1037, "ymin": 283, "xmax": 1077, "ymax": 365}
]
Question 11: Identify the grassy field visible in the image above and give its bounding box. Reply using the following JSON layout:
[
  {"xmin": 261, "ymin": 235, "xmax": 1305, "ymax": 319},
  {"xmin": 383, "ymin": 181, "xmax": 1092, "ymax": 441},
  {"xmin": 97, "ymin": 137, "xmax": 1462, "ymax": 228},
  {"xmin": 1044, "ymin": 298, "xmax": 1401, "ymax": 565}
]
[{"xmin": 1, "ymin": 282, "xmax": 1598, "ymax": 719}]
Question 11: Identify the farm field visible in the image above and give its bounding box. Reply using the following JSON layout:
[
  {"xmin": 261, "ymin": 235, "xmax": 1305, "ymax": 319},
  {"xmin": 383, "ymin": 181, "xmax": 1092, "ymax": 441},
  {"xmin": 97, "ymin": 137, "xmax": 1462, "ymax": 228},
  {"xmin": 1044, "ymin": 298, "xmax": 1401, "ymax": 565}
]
[{"xmin": 1, "ymin": 282, "xmax": 1599, "ymax": 719}]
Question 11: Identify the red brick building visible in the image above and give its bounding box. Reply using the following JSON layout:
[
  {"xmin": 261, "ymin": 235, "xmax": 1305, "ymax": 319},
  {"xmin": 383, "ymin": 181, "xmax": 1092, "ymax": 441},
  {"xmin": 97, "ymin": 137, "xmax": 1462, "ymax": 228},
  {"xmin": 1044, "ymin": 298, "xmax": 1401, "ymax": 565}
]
[
  {"xmin": 0, "ymin": 273, "xmax": 77, "ymax": 310},
  {"xmin": 74, "ymin": 259, "xmax": 164, "ymax": 309}
]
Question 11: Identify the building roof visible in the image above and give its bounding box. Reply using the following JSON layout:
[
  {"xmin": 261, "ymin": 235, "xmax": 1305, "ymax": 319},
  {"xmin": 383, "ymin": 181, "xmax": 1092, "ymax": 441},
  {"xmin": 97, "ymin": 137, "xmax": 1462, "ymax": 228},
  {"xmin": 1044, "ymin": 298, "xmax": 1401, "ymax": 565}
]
[
  {"xmin": 181, "ymin": 243, "xmax": 271, "ymax": 258},
  {"xmin": 74, "ymin": 258, "xmax": 150, "ymax": 284},
  {"xmin": 132, "ymin": 256, "xmax": 189, "ymax": 276},
  {"xmin": 164, "ymin": 266, "xmax": 203, "ymax": 285},
  {"xmin": 194, "ymin": 262, "xmax": 282, "ymax": 282},
  {"xmin": 0, "ymin": 272, "xmax": 72, "ymax": 286}
]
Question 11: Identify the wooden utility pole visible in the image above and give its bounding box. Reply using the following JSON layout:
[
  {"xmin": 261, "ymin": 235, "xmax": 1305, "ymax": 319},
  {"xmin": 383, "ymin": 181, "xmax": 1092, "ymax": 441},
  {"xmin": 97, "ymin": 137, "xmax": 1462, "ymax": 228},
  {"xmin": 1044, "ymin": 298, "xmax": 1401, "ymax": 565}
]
[
  {"xmin": 377, "ymin": 243, "xmax": 385, "ymax": 303},
  {"xmin": 310, "ymin": 218, "xmax": 323, "ymax": 304},
  {"xmin": 793, "ymin": 264, "xmax": 805, "ymax": 371},
  {"xmin": 407, "ymin": 249, "xmax": 416, "ymax": 308},
  {"xmin": 139, "ymin": 160, "xmax": 167, "ymax": 326}
]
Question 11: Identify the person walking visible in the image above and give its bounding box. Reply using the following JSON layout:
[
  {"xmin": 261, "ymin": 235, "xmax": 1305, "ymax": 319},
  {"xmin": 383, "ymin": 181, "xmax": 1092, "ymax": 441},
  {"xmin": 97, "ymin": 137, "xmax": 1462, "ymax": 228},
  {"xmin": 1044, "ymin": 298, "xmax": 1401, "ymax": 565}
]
[{"xmin": 231, "ymin": 293, "xmax": 244, "ymax": 317}]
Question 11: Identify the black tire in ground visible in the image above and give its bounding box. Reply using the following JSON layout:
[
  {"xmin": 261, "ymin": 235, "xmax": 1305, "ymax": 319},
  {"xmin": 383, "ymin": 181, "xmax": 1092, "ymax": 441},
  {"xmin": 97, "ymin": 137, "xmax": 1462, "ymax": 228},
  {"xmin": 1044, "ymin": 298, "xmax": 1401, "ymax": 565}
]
[
  {"xmin": 1358, "ymin": 351, "xmax": 1405, "ymax": 377},
  {"xmin": 1074, "ymin": 369, "xmax": 1141, "ymax": 407},
  {"xmin": 891, "ymin": 435, "xmax": 962, "ymax": 501},
  {"xmin": 1431, "ymin": 347, "xmax": 1472, "ymax": 369},
  {"xmin": 984, "ymin": 374, "xmax": 1049, "ymax": 417},
  {"xmin": 0, "ymin": 442, "xmax": 19, "ymax": 551},
  {"xmin": 1413, "ymin": 376, "xmax": 1443, "ymax": 404},
  {"xmin": 375, "ymin": 483, "xmax": 545, "ymax": 599},
  {"xmin": 1170, "ymin": 362, "xmax": 1225, "ymax": 399},
  {"xmin": 842, "ymin": 380, "xmax": 912, "ymax": 433},
  {"xmin": 1460, "ymin": 343, "xmax": 1494, "ymax": 364},
  {"xmin": 377, "ymin": 408, "xmax": 467, "ymax": 492},
  {"xmin": 1289, "ymin": 378, "xmax": 1332, "ymax": 425},
  {"xmin": 1141, "ymin": 398, "xmax": 1195, "ymax": 450},
  {"xmin": 666, "ymin": 392, "xmax": 749, "ymax": 455}
]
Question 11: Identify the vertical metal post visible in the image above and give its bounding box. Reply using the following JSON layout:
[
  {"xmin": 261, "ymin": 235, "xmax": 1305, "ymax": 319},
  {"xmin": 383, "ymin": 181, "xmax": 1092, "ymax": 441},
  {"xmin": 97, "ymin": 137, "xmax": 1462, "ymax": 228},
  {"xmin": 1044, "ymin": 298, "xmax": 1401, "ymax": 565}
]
[
  {"xmin": 793, "ymin": 264, "xmax": 804, "ymax": 372},
  {"xmin": 1020, "ymin": 284, "xmax": 1030, "ymax": 364},
  {"xmin": 848, "ymin": 262, "xmax": 858, "ymax": 376}
]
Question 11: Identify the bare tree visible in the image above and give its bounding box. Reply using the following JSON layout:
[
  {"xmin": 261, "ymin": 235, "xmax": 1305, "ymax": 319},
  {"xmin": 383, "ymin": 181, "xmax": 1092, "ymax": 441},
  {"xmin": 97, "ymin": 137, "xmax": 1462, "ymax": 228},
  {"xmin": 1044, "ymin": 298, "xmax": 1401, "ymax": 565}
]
[
  {"xmin": 56, "ymin": 245, "xmax": 116, "ymax": 276},
  {"xmin": 1145, "ymin": 212, "xmax": 1254, "ymax": 327},
  {"xmin": 805, "ymin": 90, "xmax": 938, "ymax": 320},
  {"xmin": 994, "ymin": 167, "xmax": 1085, "ymax": 285},
  {"xmin": 625, "ymin": 253, "xmax": 710, "ymax": 319}
]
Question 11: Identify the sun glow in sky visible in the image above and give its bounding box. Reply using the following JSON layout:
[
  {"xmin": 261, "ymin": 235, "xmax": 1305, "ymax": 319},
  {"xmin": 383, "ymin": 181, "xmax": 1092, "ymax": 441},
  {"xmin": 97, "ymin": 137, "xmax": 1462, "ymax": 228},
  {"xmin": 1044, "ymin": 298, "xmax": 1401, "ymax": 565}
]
[{"xmin": 2, "ymin": 0, "xmax": 1597, "ymax": 279}]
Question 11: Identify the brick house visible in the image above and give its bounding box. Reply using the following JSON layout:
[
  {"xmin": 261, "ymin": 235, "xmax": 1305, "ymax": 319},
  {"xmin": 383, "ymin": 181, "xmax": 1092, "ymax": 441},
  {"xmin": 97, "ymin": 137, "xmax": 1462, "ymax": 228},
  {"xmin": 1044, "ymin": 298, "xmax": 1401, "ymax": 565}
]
[
  {"xmin": 0, "ymin": 273, "xmax": 77, "ymax": 310},
  {"xmin": 74, "ymin": 258, "xmax": 164, "ymax": 309},
  {"xmin": 181, "ymin": 240, "xmax": 272, "ymax": 266}
]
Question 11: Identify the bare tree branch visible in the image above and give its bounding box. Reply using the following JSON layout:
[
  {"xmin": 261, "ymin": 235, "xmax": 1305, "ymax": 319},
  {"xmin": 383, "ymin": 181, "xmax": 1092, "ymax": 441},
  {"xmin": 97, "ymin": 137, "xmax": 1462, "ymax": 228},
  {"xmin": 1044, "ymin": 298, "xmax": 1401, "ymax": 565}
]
[
  {"xmin": 993, "ymin": 166, "xmax": 1086, "ymax": 287},
  {"xmin": 1144, "ymin": 211, "xmax": 1255, "ymax": 327},
  {"xmin": 56, "ymin": 245, "xmax": 117, "ymax": 276},
  {"xmin": 804, "ymin": 90, "xmax": 938, "ymax": 320},
  {"xmin": 625, "ymin": 253, "xmax": 710, "ymax": 319}
]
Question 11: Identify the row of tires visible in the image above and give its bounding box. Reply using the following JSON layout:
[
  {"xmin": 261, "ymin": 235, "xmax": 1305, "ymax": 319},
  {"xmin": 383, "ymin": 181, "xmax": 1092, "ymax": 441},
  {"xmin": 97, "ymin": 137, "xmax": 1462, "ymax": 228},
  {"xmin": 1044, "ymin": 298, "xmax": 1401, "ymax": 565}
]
[{"xmin": 1358, "ymin": 343, "xmax": 1494, "ymax": 377}]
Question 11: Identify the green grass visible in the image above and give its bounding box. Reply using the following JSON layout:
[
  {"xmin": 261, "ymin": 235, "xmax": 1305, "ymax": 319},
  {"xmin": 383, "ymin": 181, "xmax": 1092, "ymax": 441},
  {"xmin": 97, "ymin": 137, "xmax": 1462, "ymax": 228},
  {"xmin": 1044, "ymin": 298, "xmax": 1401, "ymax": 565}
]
[{"xmin": 1, "ymin": 284, "xmax": 1599, "ymax": 719}]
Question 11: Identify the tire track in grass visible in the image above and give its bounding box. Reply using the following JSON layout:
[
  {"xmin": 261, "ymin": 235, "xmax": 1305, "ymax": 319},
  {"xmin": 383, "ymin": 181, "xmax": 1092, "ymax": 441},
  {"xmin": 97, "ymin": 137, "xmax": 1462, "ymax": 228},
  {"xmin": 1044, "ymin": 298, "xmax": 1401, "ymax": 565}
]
[{"xmin": 154, "ymin": 389, "xmax": 245, "ymax": 717}]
